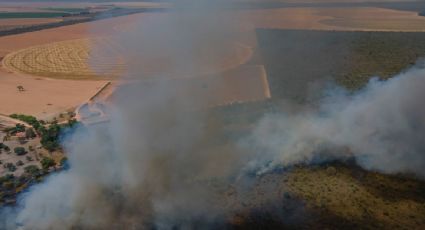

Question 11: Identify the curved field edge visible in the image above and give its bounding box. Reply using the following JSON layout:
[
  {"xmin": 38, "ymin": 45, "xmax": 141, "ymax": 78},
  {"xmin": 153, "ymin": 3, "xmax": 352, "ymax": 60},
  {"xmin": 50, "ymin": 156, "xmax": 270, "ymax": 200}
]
[{"xmin": 1, "ymin": 39, "xmax": 120, "ymax": 80}]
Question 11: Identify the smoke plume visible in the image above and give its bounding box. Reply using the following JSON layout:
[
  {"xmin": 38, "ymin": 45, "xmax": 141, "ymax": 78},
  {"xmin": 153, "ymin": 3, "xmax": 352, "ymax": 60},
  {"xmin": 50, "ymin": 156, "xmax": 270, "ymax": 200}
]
[
  {"xmin": 1, "ymin": 1, "xmax": 425, "ymax": 229},
  {"xmin": 247, "ymin": 63, "xmax": 425, "ymax": 177}
]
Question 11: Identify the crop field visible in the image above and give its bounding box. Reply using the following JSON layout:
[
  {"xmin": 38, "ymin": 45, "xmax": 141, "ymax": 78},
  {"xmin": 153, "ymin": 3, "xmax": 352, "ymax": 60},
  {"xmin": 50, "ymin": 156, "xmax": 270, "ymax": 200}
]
[
  {"xmin": 3, "ymin": 37, "xmax": 253, "ymax": 80},
  {"xmin": 2, "ymin": 38, "xmax": 126, "ymax": 80}
]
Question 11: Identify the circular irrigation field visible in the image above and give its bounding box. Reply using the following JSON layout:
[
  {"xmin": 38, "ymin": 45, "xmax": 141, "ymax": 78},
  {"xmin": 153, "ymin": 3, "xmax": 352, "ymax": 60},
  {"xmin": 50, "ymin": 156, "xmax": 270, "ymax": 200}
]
[
  {"xmin": 2, "ymin": 38, "xmax": 126, "ymax": 80},
  {"xmin": 2, "ymin": 38, "xmax": 253, "ymax": 80}
]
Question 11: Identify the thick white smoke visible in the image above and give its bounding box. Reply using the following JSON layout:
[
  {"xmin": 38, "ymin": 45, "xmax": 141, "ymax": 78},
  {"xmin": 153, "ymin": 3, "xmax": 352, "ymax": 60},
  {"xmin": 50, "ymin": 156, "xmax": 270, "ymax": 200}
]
[
  {"xmin": 6, "ymin": 59, "xmax": 425, "ymax": 229},
  {"xmin": 2, "ymin": 2, "xmax": 251, "ymax": 229},
  {"xmin": 247, "ymin": 63, "xmax": 425, "ymax": 178},
  {"xmin": 2, "ymin": 1, "xmax": 425, "ymax": 229}
]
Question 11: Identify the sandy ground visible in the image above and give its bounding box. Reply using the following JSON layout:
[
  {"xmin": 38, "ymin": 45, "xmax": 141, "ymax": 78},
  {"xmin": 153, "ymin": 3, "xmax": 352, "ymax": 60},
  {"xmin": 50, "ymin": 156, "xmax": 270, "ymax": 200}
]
[
  {"xmin": 0, "ymin": 13, "xmax": 147, "ymax": 119},
  {"xmin": 0, "ymin": 18, "xmax": 62, "ymax": 26},
  {"xmin": 0, "ymin": 68, "xmax": 106, "ymax": 119},
  {"xmin": 0, "ymin": 132, "xmax": 43, "ymax": 177}
]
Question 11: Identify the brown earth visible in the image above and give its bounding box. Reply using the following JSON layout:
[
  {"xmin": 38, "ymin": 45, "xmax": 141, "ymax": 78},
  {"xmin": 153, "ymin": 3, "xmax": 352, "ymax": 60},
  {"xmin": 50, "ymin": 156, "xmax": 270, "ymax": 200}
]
[
  {"xmin": 0, "ymin": 18, "xmax": 62, "ymax": 26},
  {"xmin": 0, "ymin": 68, "xmax": 106, "ymax": 120},
  {"xmin": 0, "ymin": 6, "xmax": 424, "ymax": 119}
]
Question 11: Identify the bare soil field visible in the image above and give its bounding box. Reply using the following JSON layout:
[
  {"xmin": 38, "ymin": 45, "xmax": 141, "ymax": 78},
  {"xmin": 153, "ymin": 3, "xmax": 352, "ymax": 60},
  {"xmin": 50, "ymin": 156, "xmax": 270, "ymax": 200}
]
[
  {"xmin": 0, "ymin": 69, "xmax": 106, "ymax": 119},
  {"xmin": 0, "ymin": 18, "xmax": 62, "ymax": 26},
  {"xmin": 2, "ymin": 38, "xmax": 124, "ymax": 80},
  {"xmin": 109, "ymin": 65, "xmax": 270, "ymax": 108}
]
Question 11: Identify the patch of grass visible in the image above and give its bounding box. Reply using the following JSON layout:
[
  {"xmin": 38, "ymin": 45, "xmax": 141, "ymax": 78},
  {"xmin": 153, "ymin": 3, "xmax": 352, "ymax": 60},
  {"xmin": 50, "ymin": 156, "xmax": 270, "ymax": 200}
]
[
  {"xmin": 284, "ymin": 164, "xmax": 425, "ymax": 229},
  {"xmin": 257, "ymin": 29, "xmax": 425, "ymax": 101}
]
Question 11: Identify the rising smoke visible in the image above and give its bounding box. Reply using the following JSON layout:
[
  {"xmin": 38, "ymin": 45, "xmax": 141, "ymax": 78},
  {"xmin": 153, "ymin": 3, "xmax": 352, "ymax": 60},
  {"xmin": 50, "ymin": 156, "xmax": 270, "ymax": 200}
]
[
  {"xmin": 2, "ymin": 1, "xmax": 425, "ymax": 229},
  {"xmin": 247, "ymin": 62, "xmax": 425, "ymax": 177}
]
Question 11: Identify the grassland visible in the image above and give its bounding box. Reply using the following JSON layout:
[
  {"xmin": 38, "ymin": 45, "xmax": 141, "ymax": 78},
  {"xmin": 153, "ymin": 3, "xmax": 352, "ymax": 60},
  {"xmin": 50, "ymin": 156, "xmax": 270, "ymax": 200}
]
[
  {"xmin": 225, "ymin": 163, "xmax": 425, "ymax": 229},
  {"xmin": 257, "ymin": 29, "xmax": 425, "ymax": 102}
]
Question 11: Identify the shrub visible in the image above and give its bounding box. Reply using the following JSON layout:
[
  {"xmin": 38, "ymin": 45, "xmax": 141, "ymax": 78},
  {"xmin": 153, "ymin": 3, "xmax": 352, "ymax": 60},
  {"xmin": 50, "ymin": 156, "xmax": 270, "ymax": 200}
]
[
  {"xmin": 40, "ymin": 124, "xmax": 62, "ymax": 151},
  {"xmin": 14, "ymin": 147, "xmax": 27, "ymax": 156},
  {"xmin": 4, "ymin": 163, "xmax": 16, "ymax": 172},
  {"xmin": 10, "ymin": 114, "xmax": 40, "ymax": 129},
  {"xmin": 24, "ymin": 165, "xmax": 40, "ymax": 176},
  {"xmin": 5, "ymin": 124, "xmax": 26, "ymax": 134},
  {"xmin": 41, "ymin": 157, "xmax": 55, "ymax": 170},
  {"xmin": 25, "ymin": 128, "xmax": 36, "ymax": 139}
]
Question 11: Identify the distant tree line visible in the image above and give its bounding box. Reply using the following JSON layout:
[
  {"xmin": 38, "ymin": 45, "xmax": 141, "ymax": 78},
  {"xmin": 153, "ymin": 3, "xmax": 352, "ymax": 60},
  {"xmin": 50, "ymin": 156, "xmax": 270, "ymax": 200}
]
[{"xmin": 0, "ymin": 7, "xmax": 165, "ymax": 38}]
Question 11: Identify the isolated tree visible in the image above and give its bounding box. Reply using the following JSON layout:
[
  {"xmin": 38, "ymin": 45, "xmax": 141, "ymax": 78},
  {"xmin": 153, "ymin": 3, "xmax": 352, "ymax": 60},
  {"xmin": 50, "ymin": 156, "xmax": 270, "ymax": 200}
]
[
  {"xmin": 17, "ymin": 85, "xmax": 24, "ymax": 92},
  {"xmin": 14, "ymin": 147, "xmax": 27, "ymax": 156}
]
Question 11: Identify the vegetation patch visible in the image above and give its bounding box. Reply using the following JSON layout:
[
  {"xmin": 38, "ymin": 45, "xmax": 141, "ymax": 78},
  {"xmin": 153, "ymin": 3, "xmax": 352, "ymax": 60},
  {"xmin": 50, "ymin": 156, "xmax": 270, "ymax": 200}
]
[
  {"xmin": 257, "ymin": 29, "xmax": 425, "ymax": 102},
  {"xmin": 0, "ymin": 12, "xmax": 69, "ymax": 19}
]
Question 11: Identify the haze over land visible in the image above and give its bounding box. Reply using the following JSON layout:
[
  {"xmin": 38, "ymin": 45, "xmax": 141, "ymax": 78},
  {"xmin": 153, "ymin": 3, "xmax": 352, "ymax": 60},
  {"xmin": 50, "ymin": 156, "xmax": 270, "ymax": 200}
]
[{"xmin": 0, "ymin": 0, "xmax": 424, "ymax": 229}]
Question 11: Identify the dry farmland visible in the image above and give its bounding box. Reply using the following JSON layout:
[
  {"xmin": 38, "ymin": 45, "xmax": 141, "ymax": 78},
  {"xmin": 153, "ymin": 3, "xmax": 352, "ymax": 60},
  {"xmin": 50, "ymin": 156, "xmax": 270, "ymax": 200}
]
[
  {"xmin": 2, "ymin": 38, "xmax": 126, "ymax": 80},
  {"xmin": 2, "ymin": 37, "xmax": 253, "ymax": 80}
]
